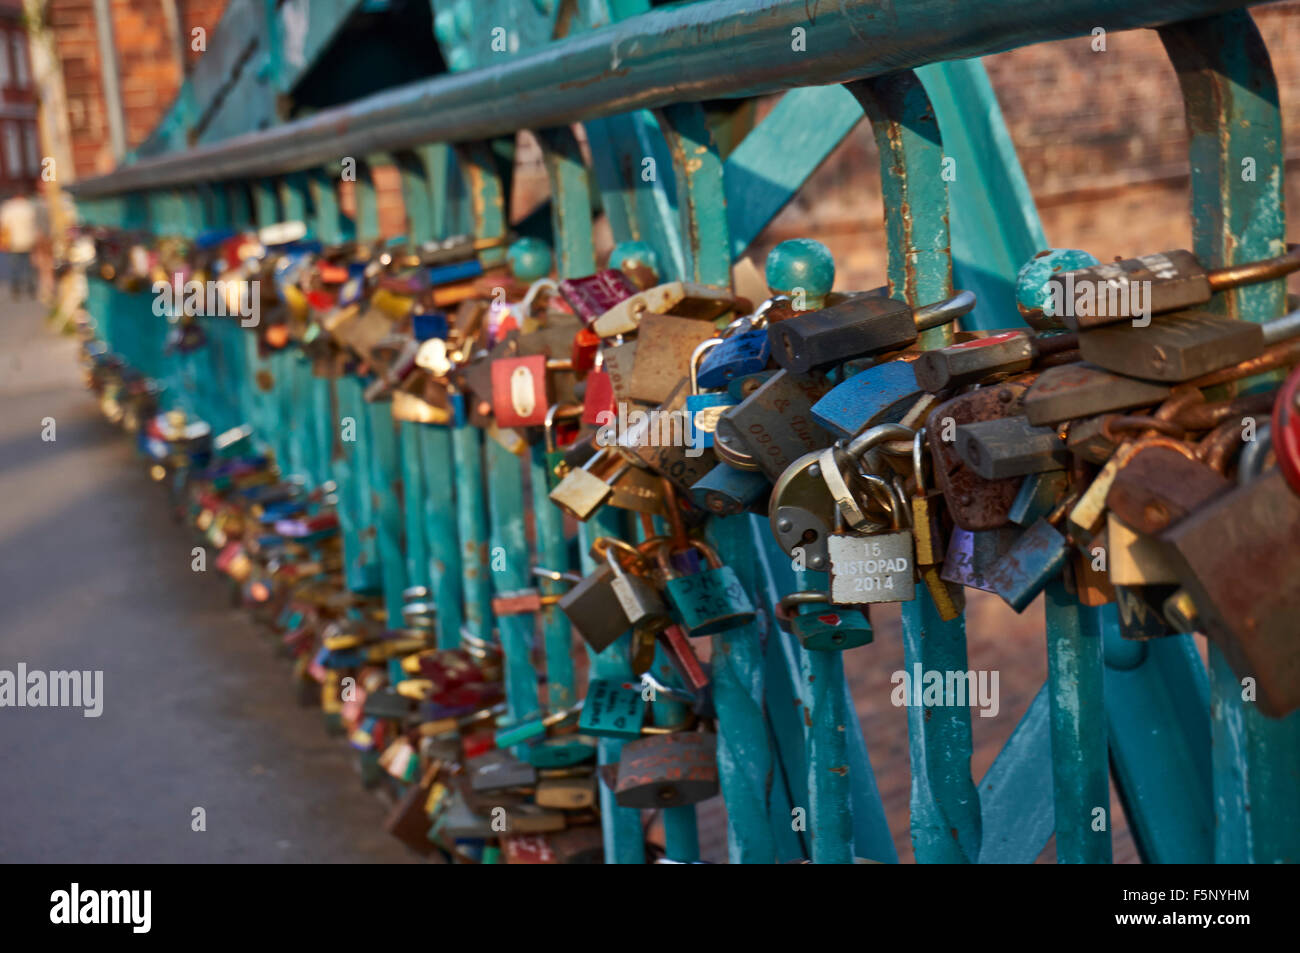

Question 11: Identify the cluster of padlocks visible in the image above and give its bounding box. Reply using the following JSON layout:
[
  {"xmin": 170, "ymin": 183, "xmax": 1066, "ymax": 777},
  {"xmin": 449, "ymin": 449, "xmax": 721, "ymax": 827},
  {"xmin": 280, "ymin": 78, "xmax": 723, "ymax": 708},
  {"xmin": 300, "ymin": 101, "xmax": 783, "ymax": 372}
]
[{"xmin": 76, "ymin": 216, "xmax": 1300, "ymax": 861}]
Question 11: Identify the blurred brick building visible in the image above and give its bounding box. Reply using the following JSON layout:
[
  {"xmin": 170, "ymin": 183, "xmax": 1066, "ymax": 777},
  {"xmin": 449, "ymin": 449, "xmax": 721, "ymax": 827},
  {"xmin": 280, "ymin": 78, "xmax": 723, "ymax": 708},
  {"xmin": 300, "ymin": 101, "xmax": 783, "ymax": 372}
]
[
  {"xmin": 0, "ymin": 0, "xmax": 39, "ymax": 193},
  {"xmin": 35, "ymin": 0, "xmax": 225, "ymax": 181}
]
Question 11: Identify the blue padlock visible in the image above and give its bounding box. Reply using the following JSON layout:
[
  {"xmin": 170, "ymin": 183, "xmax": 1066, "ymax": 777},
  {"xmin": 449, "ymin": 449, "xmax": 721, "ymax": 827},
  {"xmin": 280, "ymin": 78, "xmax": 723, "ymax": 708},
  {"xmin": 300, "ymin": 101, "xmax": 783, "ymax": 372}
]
[
  {"xmin": 689, "ymin": 462, "xmax": 771, "ymax": 516},
  {"xmin": 697, "ymin": 326, "xmax": 771, "ymax": 389},
  {"xmin": 810, "ymin": 359, "xmax": 923, "ymax": 439},
  {"xmin": 685, "ymin": 339, "xmax": 732, "ymax": 451}
]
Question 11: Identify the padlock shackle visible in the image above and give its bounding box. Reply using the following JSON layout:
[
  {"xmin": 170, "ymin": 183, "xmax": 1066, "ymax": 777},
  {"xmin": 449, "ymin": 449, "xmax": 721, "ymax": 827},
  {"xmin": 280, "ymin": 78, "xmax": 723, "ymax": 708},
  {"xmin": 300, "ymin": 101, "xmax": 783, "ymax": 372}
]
[
  {"xmin": 689, "ymin": 337, "xmax": 723, "ymax": 395},
  {"xmin": 912, "ymin": 289, "xmax": 976, "ymax": 331},
  {"xmin": 1237, "ymin": 421, "xmax": 1274, "ymax": 484},
  {"xmin": 1207, "ymin": 242, "xmax": 1300, "ymax": 291},
  {"xmin": 542, "ymin": 402, "xmax": 583, "ymax": 453},
  {"xmin": 844, "ymin": 422, "xmax": 915, "ymax": 462}
]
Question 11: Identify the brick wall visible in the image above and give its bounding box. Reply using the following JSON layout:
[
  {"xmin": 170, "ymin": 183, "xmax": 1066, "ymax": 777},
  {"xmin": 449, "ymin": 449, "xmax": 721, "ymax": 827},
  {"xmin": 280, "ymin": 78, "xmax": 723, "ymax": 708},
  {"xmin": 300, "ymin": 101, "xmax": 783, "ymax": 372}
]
[
  {"xmin": 0, "ymin": 0, "xmax": 39, "ymax": 192},
  {"xmin": 761, "ymin": 0, "xmax": 1300, "ymax": 291},
  {"xmin": 49, "ymin": 0, "xmax": 227, "ymax": 180}
]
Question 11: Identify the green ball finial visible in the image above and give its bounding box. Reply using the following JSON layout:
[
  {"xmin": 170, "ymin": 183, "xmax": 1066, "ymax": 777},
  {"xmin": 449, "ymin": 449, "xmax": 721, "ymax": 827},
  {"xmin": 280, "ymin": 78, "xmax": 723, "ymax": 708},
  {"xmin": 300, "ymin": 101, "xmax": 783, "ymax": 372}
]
[
  {"xmin": 766, "ymin": 239, "xmax": 834, "ymax": 309},
  {"xmin": 1015, "ymin": 248, "xmax": 1099, "ymax": 330},
  {"xmin": 508, "ymin": 238, "xmax": 552, "ymax": 282},
  {"xmin": 608, "ymin": 241, "xmax": 660, "ymax": 283}
]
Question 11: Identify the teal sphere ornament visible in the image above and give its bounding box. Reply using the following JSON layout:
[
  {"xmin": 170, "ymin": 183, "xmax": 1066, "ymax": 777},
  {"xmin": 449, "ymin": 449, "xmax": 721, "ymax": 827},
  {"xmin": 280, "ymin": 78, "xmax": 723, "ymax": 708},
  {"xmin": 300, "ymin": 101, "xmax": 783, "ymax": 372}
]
[
  {"xmin": 608, "ymin": 241, "xmax": 660, "ymax": 283},
  {"xmin": 508, "ymin": 238, "xmax": 553, "ymax": 282},
  {"xmin": 766, "ymin": 239, "xmax": 834, "ymax": 309},
  {"xmin": 1015, "ymin": 248, "xmax": 1099, "ymax": 330}
]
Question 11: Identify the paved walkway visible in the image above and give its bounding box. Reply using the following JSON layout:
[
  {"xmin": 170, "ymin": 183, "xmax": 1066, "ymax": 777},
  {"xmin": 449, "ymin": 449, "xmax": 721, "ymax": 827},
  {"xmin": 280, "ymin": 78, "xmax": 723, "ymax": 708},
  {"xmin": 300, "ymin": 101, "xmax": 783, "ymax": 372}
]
[{"xmin": 0, "ymin": 297, "xmax": 417, "ymax": 863}]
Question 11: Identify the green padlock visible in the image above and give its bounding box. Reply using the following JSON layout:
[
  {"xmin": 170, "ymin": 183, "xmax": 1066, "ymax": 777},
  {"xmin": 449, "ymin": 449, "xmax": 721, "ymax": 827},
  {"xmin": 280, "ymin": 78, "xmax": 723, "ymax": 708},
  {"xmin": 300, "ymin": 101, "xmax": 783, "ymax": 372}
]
[
  {"xmin": 658, "ymin": 539, "xmax": 756, "ymax": 637},
  {"xmin": 494, "ymin": 703, "xmax": 582, "ymax": 750},
  {"xmin": 526, "ymin": 734, "xmax": 598, "ymax": 769},
  {"xmin": 778, "ymin": 591, "xmax": 874, "ymax": 651},
  {"xmin": 542, "ymin": 403, "xmax": 580, "ymax": 489},
  {"xmin": 577, "ymin": 678, "xmax": 646, "ymax": 740}
]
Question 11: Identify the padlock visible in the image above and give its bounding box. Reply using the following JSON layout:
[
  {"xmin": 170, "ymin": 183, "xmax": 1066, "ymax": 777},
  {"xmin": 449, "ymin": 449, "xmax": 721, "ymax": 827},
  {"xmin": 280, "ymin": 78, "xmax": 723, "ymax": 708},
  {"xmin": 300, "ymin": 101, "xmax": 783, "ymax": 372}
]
[
  {"xmin": 1024, "ymin": 362, "xmax": 1171, "ymax": 426},
  {"xmin": 911, "ymin": 328, "xmax": 1078, "ymax": 392},
  {"xmin": 1078, "ymin": 310, "xmax": 1264, "ymax": 382},
  {"xmin": 557, "ymin": 269, "xmax": 639, "ymax": 323},
  {"xmin": 689, "ymin": 462, "xmax": 770, "ymax": 516},
  {"xmin": 656, "ymin": 624, "xmax": 713, "ymax": 700},
  {"xmin": 556, "ymin": 562, "xmax": 631, "ymax": 654},
  {"xmin": 468, "ymin": 749, "xmax": 538, "ymax": 794},
  {"xmin": 536, "ymin": 774, "xmax": 598, "ymax": 811},
  {"xmin": 1160, "ymin": 433, "xmax": 1300, "ymax": 717},
  {"xmin": 1008, "ymin": 469, "xmax": 1069, "ymax": 527},
  {"xmin": 613, "ymin": 731, "xmax": 719, "ymax": 808},
  {"xmin": 696, "ymin": 324, "xmax": 771, "ymax": 389},
  {"xmin": 525, "ymin": 734, "xmax": 598, "ymax": 769},
  {"xmin": 655, "ymin": 538, "xmax": 755, "ymax": 636},
  {"xmin": 685, "ymin": 338, "xmax": 733, "ymax": 451},
  {"xmin": 592, "ymin": 281, "xmax": 739, "ymax": 338},
  {"xmin": 810, "ymin": 359, "xmax": 925, "ymax": 440},
  {"xmin": 1113, "ymin": 584, "xmax": 1181, "ymax": 640},
  {"xmin": 1106, "ymin": 512, "xmax": 1179, "ymax": 586},
  {"xmin": 955, "ymin": 415, "xmax": 1068, "ymax": 480},
  {"xmin": 1048, "ymin": 244, "xmax": 1300, "ymax": 327},
  {"xmin": 580, "ymin": 367, "xmax": 616, "ymax": 425},
  {"xmin": 909, "ymin": 428, "xmax": 963, "ymax": 620},
  {"xmin": 776, "ymin": 591, "xmax": 873, "ymax": 651},
  {"xmin": 926, "ymin": 381, "xmax": 1031, "ymax": 530},
  {"xmin": 827, "ymin": 504, "xmax": 916, "ymax": 607},
  {"xmin": 768, "ymin": 290, "xmax": 974, "ymax": 374},
  {"xmin": 493, "ymin": 702, "xmax": 582, "ymax": 748},
  {"xmin": 715, "ymin": 369, "xmax": 834, "ymax": 480},
  {"xmin": 603, "ymin": 539, "xmax": 671, "ymax": 630},
  {"xmin": 547, "ymin": 447, "xmax": 632, "ymax": 521},
  {"xmin": 615, "ymin": 378, "xmax": 717, "ymax": 495},
  {"xmin": 940, "ymin": 526, "xmax": 1025, "ymax": 592},
  {"xmin": 577, "ymin": 678, "xmax": 646, "ymax": 740},
  {"xmin": 625, "ymin": 313, "xmax": 720, "ymax": 405},
  {"xmin": 983, "ymin": 492, "xmax": 1076, "ymax": 612},
  {"xmin": 1104, "ymin": 439, "xmax": 1230, "ymax": 537},
  {"xmin": 1271, "ymin": 361, "xmax": 1300, "ymax": 496},
  {"xmin": 541, "ymin": 403, "xmax": 582, "ymax": 488},
  {"xmin": 599, "ymin": 338, "xmax": 638, "ymax": 404}
]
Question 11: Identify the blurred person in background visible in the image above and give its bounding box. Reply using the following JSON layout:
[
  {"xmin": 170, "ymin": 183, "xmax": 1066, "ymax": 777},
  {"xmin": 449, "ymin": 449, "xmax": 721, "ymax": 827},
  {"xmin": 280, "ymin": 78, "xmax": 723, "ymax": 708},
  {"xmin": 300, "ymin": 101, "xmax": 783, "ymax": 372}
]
[{"xmin": 1, "ymin": 190, "xmax": 39, "ymax": 300}]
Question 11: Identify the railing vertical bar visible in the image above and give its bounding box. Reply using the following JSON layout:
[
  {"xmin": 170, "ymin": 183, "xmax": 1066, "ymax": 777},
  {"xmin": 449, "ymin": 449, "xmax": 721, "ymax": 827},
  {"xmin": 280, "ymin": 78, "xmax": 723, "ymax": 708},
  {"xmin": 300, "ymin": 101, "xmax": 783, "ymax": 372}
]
[
  {"xmin": 1044, "ymin": 582, "xmax": 1112, "ymax": 863},
  {"xmin": 1160, "ymin": 10, "xmax": 1300, "ymax": 864},
  {"xmin": 579, "ymin": 506, "xmax": 646, "ymax": 865},
  {"xmin": 849, "ymin": 71, "xmax": 980, "ymax": 864}
]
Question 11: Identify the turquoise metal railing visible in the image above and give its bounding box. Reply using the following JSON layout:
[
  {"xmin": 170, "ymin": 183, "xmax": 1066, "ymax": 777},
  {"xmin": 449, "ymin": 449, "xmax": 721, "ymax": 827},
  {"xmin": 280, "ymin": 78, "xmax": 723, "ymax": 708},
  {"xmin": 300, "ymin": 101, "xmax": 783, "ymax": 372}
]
[{"xmin": 72, "ymin": 0, "xmax": 1299, "ymax": 864}]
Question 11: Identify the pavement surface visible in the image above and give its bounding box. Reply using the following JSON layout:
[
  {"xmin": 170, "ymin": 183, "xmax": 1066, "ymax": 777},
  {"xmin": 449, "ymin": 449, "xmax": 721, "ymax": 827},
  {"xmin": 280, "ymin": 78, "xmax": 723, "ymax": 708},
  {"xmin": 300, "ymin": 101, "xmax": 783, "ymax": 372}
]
[{"xmin": 0, "ymin": 296, "xmax": 418, "ymax": 863}]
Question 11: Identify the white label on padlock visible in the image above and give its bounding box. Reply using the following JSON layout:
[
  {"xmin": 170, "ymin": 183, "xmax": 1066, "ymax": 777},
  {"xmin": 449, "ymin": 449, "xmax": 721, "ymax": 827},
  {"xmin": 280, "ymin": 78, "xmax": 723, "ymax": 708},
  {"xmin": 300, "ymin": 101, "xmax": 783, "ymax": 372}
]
[
  {"xmin": 510, "ymin": 365, "xmax": 537, "ymax": 418},
  {"xmin": 828, "ymin": 532, "xmax": 916, "ymax": 605},
  {"xmin": 415, "ymin": 338, "xmax": 451, "ymax": 376}
]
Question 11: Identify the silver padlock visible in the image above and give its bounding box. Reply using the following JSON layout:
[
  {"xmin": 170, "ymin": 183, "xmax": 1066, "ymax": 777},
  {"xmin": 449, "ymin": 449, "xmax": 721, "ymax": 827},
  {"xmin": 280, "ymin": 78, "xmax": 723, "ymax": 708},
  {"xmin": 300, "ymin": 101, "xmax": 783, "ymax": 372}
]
[
  {"xmin": 605, "ymin": 540, "xmax": 669, "ymax": 629},
  {"xmin": 827, "ymin": 478, "xmax": 915, "ymax": 605}
]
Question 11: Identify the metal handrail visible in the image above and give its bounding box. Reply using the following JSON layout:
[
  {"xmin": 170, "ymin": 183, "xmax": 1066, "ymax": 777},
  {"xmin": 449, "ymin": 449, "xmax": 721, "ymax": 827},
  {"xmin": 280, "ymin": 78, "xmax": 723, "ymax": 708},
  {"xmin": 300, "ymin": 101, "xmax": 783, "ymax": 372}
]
[{"xmin": 69, "ymin": 0, "xmax": 1250, "ymax": 197}]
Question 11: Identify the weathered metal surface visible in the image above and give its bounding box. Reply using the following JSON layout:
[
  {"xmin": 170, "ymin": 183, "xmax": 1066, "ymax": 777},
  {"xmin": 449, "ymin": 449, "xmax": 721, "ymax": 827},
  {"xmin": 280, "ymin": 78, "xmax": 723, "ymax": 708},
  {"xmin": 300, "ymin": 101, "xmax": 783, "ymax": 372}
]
[
  {"xmin": 1160, "ymin": 10, "xmax": 1300, "ymax": 864},
  {"xmin": 976, "ymin": 685, "xmax": 1054, "ymax": 863},
  {"xmin": 851, "ymin": 69, "xmax": 978, "ymax": 863},
  {"xmin": 70, "ymin": 0, "xmax": 1256, "ymax": 197},
  {"xmin": 1044, "ymin": 583, "xmax": 1112, "ymax": 863}
]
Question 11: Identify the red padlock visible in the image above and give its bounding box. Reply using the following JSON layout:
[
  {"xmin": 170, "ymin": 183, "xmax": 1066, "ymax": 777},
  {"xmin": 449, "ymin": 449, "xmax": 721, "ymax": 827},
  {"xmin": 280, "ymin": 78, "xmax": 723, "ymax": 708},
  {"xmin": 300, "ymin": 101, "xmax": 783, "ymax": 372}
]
[
  {"xmin": 1273, "ymin": 362, "xmax": 1300, "ymax": 495},
  {"xmin": 571, "ymin": 326, "xmax": 601, "ymax": 373},
  {"xmin": 581, "ymin": 369, "xmax": 616, "ymax": 426},
  {"xmin": 558, "ymin": 269, "xmax": 638, "ymax": 323},
  {"xmin": 491, "ymin": 354, "xmax": 550, "ymax": 428}
]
